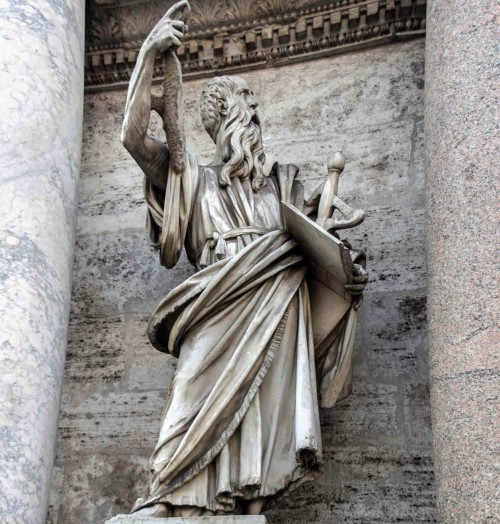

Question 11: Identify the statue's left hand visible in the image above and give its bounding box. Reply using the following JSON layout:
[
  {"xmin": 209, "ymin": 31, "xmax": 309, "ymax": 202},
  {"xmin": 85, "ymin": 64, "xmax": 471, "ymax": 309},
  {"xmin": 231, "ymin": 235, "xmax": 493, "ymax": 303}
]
[{"xmin": 345, "ymin": 263, "xmax": 368, "ymax": 296}]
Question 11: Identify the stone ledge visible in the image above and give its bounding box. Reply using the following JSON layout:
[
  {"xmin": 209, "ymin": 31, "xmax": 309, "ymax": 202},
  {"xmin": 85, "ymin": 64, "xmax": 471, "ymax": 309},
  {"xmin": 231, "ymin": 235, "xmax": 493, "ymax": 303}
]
[{"xmin": 105, "ymin": 516, "xmax": 266, "ymax": 524}]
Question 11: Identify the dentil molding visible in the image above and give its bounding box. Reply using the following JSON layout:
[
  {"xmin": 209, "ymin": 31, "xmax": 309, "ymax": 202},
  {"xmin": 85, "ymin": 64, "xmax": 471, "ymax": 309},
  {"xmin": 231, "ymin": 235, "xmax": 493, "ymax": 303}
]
[{"xmin": 85, "ymin": 0, "xmax": 426, "ymax": 91}]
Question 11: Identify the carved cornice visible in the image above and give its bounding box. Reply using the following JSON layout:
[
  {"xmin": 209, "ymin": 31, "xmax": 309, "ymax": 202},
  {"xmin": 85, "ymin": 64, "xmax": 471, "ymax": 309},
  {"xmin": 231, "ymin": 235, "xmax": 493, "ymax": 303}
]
[{"xmin": 85, "ymin": 0, "xmax": 426, "ymax": 92}]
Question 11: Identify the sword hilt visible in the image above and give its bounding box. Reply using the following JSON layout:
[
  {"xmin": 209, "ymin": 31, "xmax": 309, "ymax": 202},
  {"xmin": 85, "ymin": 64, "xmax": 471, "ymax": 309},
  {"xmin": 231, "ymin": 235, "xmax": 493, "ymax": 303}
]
[{"xmin": 317, "ymin": 151, "xmax": 345, "ymax": 227}]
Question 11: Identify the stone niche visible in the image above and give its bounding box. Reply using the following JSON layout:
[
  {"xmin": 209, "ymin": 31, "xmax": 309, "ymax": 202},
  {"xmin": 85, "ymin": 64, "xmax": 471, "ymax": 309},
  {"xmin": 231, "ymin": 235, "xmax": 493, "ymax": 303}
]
[{"xmin": 48, "ymin": 1, "xmax": 434, "ymax": 523}]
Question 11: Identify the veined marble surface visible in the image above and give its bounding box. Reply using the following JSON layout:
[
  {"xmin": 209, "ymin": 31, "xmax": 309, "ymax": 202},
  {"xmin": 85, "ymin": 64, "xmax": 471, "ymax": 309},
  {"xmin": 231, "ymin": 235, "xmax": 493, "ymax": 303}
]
[{"xmin": 0, "ymin": 0, "xmax": 85, "ymax": 522}]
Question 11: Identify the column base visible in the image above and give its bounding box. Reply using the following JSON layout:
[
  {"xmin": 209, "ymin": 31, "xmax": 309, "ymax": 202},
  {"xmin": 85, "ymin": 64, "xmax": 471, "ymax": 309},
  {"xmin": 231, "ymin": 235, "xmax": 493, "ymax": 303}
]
[{"xmin": 105, "ymin": 516, "xmax": 266, "ymax": 524}]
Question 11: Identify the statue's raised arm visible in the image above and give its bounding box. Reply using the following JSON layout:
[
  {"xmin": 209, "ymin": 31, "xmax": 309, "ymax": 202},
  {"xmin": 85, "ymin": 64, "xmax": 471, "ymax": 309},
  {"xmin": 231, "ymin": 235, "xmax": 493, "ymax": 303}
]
[{"xmin": 121, "ymin": 0, "xmax": 191, "ymax": 190}]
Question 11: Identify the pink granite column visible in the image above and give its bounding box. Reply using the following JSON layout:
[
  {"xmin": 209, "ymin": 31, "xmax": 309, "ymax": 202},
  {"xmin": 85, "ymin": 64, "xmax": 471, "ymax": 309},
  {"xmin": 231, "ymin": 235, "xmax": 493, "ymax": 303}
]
[{"xmin": 425, "ymin": 1, "xmax": 498, "ymax": 522}]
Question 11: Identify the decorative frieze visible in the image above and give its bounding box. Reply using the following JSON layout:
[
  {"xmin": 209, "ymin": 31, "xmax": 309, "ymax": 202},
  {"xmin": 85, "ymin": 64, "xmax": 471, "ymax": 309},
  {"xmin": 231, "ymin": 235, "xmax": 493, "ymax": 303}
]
[{"xmin": 85, "ymin": 0, "xmax": 426, "ymax": 91}]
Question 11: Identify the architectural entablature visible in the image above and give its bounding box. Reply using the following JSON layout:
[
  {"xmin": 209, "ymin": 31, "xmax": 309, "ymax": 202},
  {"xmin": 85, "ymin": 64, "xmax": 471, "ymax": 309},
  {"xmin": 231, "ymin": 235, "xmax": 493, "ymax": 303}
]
[{"xmin": 85, "ymin": 0, "xmax": 426, "ymax": 91}]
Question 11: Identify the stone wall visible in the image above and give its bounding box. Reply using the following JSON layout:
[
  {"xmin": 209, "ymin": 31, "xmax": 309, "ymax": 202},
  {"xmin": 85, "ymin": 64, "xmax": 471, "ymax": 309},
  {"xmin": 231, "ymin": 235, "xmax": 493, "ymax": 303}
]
[{"xmin": 48, "ymin": 39, "xmax": 435, "ymax": 523}]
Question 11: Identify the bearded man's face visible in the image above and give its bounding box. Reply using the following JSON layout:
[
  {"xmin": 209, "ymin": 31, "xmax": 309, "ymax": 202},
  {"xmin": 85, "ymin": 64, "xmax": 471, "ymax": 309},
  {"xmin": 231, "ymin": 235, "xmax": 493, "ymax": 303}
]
[
  {"xmin": 218, "ymin": 78, "xmax": 266, "ymax": 190},
  {"xmin": 233, "ymin": 79, "xmax": 260, "ymax": 125}
]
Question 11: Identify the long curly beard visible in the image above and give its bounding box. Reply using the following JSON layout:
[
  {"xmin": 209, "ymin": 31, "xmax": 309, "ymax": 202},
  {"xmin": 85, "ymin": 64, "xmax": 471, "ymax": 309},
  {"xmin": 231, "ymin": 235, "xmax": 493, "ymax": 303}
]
[{"xmin": 219, "ymin": 101, "xmax": 266, "ymax": 191}]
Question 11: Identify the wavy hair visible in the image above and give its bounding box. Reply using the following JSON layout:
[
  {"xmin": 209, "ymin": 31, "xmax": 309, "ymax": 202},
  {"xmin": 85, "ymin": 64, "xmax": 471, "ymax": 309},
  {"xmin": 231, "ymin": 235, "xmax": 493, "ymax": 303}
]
[{"xmin": 201, "ymin": 76, "xmax": 266, "ymax": 190}]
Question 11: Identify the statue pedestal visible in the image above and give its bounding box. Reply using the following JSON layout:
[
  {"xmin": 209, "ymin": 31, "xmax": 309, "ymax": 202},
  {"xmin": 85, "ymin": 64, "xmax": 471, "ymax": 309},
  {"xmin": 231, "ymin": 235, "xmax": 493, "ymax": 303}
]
[{"xmin": 106, "ymin": 516, "xmax": 266, "ymax": 524}]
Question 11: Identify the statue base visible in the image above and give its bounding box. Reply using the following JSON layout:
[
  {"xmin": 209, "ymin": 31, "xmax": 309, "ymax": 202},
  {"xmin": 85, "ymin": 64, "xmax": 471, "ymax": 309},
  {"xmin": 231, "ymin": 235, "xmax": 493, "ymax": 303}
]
[{"xmin": 105, "ymin": 516, "xmax": 266, "ymax": 524}]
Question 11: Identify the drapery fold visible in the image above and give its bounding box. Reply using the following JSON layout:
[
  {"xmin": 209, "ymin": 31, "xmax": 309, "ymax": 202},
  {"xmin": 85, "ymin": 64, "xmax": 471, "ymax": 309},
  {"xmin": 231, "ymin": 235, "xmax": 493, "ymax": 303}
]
[
  {"xmin": 135, "ymin": 231, "xmax": 314, "ymax": 508},
  {"xmin": 144, "ymin": 150, "xmax": 199, "ymax": 268},
  {"xmin": 135, "ymin": 161, "xmax": 360, "ymax": 514}
]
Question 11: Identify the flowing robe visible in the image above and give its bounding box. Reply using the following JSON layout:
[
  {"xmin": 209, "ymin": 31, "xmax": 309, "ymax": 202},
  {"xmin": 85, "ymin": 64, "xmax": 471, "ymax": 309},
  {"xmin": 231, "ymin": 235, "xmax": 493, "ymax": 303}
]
[{"xmin": 135, "ymin": 152, "xmax": 358, "ymax": 513}]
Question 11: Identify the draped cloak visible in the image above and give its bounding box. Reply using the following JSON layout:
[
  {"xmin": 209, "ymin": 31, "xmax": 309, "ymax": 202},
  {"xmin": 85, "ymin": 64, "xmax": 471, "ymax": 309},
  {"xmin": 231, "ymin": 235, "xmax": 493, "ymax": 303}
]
[{"xmin": 134, "ymin": 151, "xmax": 360, "ymax": 513}]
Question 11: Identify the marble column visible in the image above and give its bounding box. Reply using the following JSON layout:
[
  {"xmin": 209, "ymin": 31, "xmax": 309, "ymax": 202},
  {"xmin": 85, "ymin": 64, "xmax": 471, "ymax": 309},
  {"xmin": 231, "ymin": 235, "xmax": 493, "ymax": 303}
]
[
  {"xmin": 0, "ymin": 1, "xmax": 85, "ymax": 522},
  {"xmin": 425, "ymin": 1, "xmax": 498, "ymax": 522}
]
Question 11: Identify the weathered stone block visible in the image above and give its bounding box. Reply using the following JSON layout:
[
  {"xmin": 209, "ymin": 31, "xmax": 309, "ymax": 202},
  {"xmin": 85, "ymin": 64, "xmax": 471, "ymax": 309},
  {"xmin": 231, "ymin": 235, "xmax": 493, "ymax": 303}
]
[
  {"xmin": 259, "ymin": 41, "xmax": 424, "ymax": 141},
  {"xmin": 355, "ymin": 291, "xmax": 428, "ymax": 381},
  {"xmin": 65, "ymin": 316, "xmax": 128, "ymax": 392},
  {"xmin": 265, "ymin": 447, "xmax": 435, "ymax": 523},
  {"xmin": 404, "ymin": 383, "xmax": 432, "ymax": 446},
  {"xmin": 56, "ymin": 388, "xmax": 166, "ymax": 456},
  {"xmin": 70, "ymin": 231, "xmax": 194, "ymax": 317},
  {"xmin": 77, "ymin": 161, "xmax": 145, "ymax": 236},
  {"xmin": 48, "ymin": 454, "xmax": 150, "ymax": 523},
  {"xmin": 63, "ymin": 314, "xmax": 175, "ymax": 406},
  {"xmin": 346, "ymin": 206, "xmax": 426, "ymax": 293},
  {"xmin": 320, "ymin": 383, "xmax": 400, "ymax": 448},
  {"xmin": 264, "ymin": 119, "xmax": 422, "ymax": 210}
]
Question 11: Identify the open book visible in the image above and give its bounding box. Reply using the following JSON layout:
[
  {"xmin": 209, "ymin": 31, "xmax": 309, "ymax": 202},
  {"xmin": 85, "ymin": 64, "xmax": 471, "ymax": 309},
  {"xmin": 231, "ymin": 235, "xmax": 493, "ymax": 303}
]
[
  {"xmin": 281, "ymin": 201, "xmax": 358, "ymax": 407},
  {"xmin": 281, "ymin": 201, "xmax": 355, "ymax": 303}
]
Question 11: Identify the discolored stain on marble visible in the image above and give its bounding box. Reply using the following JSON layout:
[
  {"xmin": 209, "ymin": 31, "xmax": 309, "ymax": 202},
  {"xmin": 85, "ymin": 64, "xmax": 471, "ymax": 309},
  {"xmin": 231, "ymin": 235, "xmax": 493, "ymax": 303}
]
[
  {"xmin": 266, "ymin": 446, "xmax": 435, "ymax": 523},
  {"xmin": 355, "ymin": 291, "xmax": 428, "ymax": 381},
  {"xmin": 320, "ymin": 383, "xmax": 400, "ymax": 448},
  {"xmin": 403, "ymin": 383, "xmax": 433, "ymax": 446}
]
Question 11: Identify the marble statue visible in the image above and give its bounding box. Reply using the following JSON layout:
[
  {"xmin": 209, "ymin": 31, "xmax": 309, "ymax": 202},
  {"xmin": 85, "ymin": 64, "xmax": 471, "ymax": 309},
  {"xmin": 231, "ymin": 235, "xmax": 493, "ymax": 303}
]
[{"xmin": 121, "ymin": 0, "xmax": 368, "ymax": 518}]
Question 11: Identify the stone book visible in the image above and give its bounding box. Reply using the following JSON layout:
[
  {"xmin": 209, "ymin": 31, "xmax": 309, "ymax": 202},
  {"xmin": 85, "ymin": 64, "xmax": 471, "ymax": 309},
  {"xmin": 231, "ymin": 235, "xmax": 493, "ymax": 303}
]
[{"xmin": 281, "ymin": 201, "xmax": 354, "ymax": 303}]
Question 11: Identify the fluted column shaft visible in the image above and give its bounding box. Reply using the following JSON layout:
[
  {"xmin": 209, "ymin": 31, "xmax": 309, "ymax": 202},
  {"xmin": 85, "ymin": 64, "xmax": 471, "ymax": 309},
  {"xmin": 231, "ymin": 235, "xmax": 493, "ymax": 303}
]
[
  {"xmin": 0, "ymin": 1, "xmax": 85, "ymax": 522},
  {"xmin": 425, "ymin": 1, "xmax": 498, "ymax": 522}
]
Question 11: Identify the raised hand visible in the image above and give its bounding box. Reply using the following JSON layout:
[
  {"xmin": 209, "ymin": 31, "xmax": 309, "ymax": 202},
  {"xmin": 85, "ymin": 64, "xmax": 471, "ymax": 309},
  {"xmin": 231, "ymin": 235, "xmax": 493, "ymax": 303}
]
[{"xmin": 145, "ymin": 0, "xmax": 189, "ymax": 55}]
